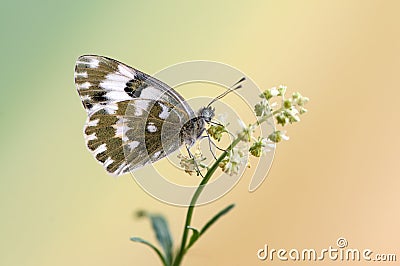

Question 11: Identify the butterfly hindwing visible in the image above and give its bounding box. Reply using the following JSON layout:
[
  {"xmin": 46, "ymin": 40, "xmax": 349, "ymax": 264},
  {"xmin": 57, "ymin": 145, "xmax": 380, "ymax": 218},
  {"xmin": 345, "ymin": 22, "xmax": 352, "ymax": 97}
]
[
  {"xmin": 83, "ymin": 98, "xmax": 189, "ymax": 175},
  {"xmin": 123, "ymin": 98, "xmax": 188, "ymax": 172}
]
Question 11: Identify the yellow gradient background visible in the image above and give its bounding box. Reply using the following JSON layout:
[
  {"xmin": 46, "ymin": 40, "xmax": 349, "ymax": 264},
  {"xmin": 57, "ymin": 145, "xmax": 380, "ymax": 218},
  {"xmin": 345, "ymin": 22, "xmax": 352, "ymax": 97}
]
[{"xmin": 1, "ymin": 1, "xmax": 399, "ymax": 265}]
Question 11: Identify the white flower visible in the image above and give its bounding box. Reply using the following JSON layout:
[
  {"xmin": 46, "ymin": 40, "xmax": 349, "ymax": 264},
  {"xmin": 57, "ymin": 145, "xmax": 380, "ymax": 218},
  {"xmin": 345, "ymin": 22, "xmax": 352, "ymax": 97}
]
[
  {"xmin": 221, "ymin": 146, "xmax": 248, "ymax": 176},
  {"xmin": 285, "ymin": 107, "xmax": 300, "ymax": 123},
  {"xmin": 178, "ymin": 150, "xmax": 206, "ymax": 175},
  {"xmin": 249, "ymin": 137, "xmax": 275, "ymax": 157},
  {"xmin": 237, "ymin": 119, "xmax": 256, "ymax": 142},
  {"xmin": 260, "ymin": 86, "xmax": 280, "ymax": 100},
  {"xmin": 292, "ymin": 92, "xmax": 309, "ymax": 106},
  {"xmin": 278, "ymin": 130, "xmax": 289, "ymax": 141},
  {"xmin": 268, "ymin": 130, "xmax": 289, "ymax": 143},
  {"xmin": 254, "ymin": 99, "xmax": 272, "ymax": 117},
  {"xmin": 270, "ymin": 87, "xmax": 279, "ymax": 97}
]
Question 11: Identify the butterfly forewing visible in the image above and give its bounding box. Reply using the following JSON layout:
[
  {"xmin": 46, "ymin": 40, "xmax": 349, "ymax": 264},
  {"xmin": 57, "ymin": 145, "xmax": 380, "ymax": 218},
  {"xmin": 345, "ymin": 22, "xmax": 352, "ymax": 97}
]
[{"xmin": 75, "ymin": 55, "xmax": 194, "ymax": 175}]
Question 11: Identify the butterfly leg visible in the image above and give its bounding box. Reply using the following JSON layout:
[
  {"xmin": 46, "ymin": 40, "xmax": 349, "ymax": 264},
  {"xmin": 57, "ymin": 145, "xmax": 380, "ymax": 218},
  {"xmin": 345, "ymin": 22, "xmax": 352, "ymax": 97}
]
[
  {"xmin": 203, "ymin": 127, "xmax": 227, "ymax": 153},
  {"xmin": 209, "ymin": 120, "xmax": 224, "ymax": 127},
  {"xmin": 201, "ymin": 133, "xmax": 219, "ymax": 161},
  {"xmin": 186, "ymin": 144, "xmax": 204, "ymax": 178}
]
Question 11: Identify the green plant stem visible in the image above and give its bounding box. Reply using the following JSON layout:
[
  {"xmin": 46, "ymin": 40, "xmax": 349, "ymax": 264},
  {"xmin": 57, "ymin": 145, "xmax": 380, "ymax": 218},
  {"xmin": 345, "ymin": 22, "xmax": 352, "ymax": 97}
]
[
  {"xmin": 173, "ymin": 110, "xmax": 276, "ymax": 266},
  {"xmin": 172, "ymin": 139, "xmax": 241, "ymax": 266}
]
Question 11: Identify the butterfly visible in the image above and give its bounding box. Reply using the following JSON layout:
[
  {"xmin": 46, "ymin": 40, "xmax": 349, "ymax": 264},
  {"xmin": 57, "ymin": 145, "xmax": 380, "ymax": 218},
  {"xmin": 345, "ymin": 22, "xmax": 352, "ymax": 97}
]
[{"xmin": 74, "ymin": 55, "xmax": 222, "ymax": 176}]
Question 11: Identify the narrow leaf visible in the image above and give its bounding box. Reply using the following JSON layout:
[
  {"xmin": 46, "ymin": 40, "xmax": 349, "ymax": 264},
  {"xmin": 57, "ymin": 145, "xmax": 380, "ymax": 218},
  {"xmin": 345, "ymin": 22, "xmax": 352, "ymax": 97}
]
[
  {"xmin": 149, "ymin": 214, "xmax": 174, "ymax": 264},
  {"xmin": 200, "ymin": 204, "xmax": 235, "ymax": 235},
  {"xmin": 130, "ymin": 237, "xmax": 167, "ymax": 266},
  {"xmin": 135, "ymin": 211, "xmax": 174, "ymax": 265},
  {"xmin": 184, "ymin": 204, "xmax": 235, "ymax": 253}
]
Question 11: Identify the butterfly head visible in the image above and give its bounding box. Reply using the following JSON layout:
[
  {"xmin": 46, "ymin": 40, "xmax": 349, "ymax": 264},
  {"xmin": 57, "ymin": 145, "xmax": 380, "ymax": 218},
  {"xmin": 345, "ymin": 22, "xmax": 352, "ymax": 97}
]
[
  {"xmin": 180, "ymin": 78, "xmax": 245, "ymax": 147},
  {"xmin": 198, "ymin": 106, "xmax": 215, "ymax": 123},
  {"xmin": 179, "ymin": 106, "xmax": 216, "ymax": 148}
]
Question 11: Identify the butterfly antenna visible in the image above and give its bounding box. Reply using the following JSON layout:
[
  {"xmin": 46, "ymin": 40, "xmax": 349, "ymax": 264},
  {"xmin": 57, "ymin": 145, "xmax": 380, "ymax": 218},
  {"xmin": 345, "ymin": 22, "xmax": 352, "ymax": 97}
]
[
  {"xmin": 232, "ymin": 76, "xmax": 246, "ymax": 86},
  {"xmin": 207, "ymin": 77, "xmax": 246, "ymax": 107}
]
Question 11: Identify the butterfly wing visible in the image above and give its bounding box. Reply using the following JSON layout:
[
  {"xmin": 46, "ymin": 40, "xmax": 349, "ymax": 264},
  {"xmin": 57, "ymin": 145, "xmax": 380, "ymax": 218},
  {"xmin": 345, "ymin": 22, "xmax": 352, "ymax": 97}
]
[
  {"xmin": 83, "ymin": 98, "xmax": 188, "ymax": 175},
  {"xmin": 74, "ymin": 55, "xmax": 195, "ymax": 117},
  {"xmin": 74, "ymin": 55, "xmax": 193, "ymax": 175}
]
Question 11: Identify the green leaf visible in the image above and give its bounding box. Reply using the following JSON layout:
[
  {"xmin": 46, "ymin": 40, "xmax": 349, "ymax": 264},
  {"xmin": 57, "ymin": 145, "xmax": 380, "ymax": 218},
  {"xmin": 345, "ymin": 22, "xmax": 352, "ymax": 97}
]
[
  {"xmin": 186, "ymin": 226, "xmax": 200, "ymax": 250},
  {"xmin": 146, "ymin": 214, "xmax": 174, "ymax": 265},
  {"xmin": 135, "ymin": 211, "xmax": 174, "ymax": 265},
  {"xmin": 200, "ymin": 204, "xmax": 235, "ymax": 235},
  {"xmin": 130, "ymin": 237, "xmax": 168, "ymax": 266}
]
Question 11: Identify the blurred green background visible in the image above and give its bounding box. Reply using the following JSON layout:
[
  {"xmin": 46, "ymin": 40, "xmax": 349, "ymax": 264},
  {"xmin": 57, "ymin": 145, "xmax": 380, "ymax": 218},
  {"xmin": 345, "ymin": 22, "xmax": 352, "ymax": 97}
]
[{"xmin": 1, "ymin": 1, "xmax": 400, "ymax": 265}]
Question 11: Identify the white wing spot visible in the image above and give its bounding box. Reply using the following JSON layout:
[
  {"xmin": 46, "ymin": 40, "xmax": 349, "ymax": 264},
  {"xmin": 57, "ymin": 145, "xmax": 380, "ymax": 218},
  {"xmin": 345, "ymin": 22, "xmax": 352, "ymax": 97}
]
[
  {"xmin": 104, "ymin": 157, "xmax": 114, "ymax": 168},
  {"xmin": 105, "ymin": 91, "xmax": 132, "ymax": 101},
  {"xmin": 94, "ymin": 144, "xmax": 107, "ymax": 155},
  {"xmin": 75, "ymin": 71, "xmax": 88, "ymax": 78},
  {"xmin": 152, "ymin": 151, "xmax": 162, "ymax": 159},
  {"xmin": 139, "ymin": 86, "xmax": 162, "ymax": 100},
  {"xmin": 147, "ymin": 122, "xmax": 157, "ymax": 133},
  {"xmin": 118, "ymin": 64, "xmax": 135, "ymax": 79},
  {"xmin": 101, "ymin": 103, "xmax": 119, "ymax": 114},
  {"xmin": 79, "ymin": 82, "xmax": 91, "ymax": 89},
  {"xmin": 86, "ymin": 133, "xmax": 97, "ymax": 141},
  {"xmin": 114, "ymin": 162, "xmax": 127, "ymax": 175},
  {"xmin": 115, "ymin": 125, "xmax": 130, "ymax": 137},
  {"xmin": 106, "ymin": 72, "xmax": 131, "ymax": 82},
  {"xmin": 81, "ymin": 95, "xmax": 90, "ymax": 101},
  {"xmin": 129, "ymin": 141, "xmax": 140, "ymax": 150},
  {"xmin": 101, "ymin": 72, "xmax": 130, "ymax": 90},
  {"xmin": 100, "ymin": 80, "xmax": 124, "ymax": 91},
  {"xmin": 87, "ymin": 119, "xmax": 99, "ymax": 127},
  {"xmin": 89, "ymin": 58, "xmax": 99, "ymax": 68},
  {"xmin": 134, "ymin": 100, "xmax": 149, "ymax": 116},
  {"xmin": 88, "ymin": 103, "xmax": 118, "ymax": 116},
  {"xmin": 159, "ymin": 104, "xmax": 170, "ymax": 119},
  {"xmin": 77, "ymin": 58, "xmax": 99, "ymax": 68}
]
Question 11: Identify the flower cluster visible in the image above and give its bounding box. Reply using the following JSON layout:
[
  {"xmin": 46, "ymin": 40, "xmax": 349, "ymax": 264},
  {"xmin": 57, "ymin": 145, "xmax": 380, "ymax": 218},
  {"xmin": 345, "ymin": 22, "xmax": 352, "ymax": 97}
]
[
  {"xmin": 237, "ymin": 120, "xmax": 256, "ymax": 142},
  {"xmin": 262, "ymin": 86, "xmax": 309, "ymax": 126},
  {"xmin": 177, "ymin": 149, "xmax": 207, "ymax": 175},
  {"xmin": 249, "ymin": 136, "xmax": 274, "ymax": 157},
  {"xmin": 207, "ymin": 124, "xmax": 227, "ymax": 142},
  {"xmin": 222, "ymin": 85, "xmax": 308, "ymax": 173},
  {"xmin": 178, "ymin": 85, "xmax": 309, "ymax": 176},
  {"xmin": 219, "ymin": 146, "xmax": 248, "ymax": 175},
  {"xmin": 256, "ymin": 85, "xmax": 308, "ymax": 143},
  {"xmin": 207, "ymin": 114, "xmax": 229, "ymax": 142}
]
